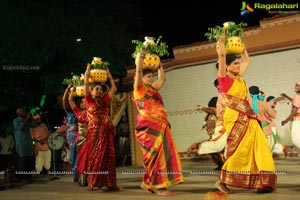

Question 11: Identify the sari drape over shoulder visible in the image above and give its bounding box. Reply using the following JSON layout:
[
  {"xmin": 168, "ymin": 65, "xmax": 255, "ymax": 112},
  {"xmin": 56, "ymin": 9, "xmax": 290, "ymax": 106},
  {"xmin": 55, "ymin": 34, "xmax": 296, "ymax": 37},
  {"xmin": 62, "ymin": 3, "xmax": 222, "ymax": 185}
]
[
  {"xmin": 72, "ymin": 106, "xmax": 87, "ymax": 173},
  {"xmin": 77, "ymin": 93, "xmax": 117, "ymax": 188},
  {"xmin": 218, "ymin": 75, "xmax": 277, "ymax": 190},
  {"xmin": 132, "ymin": 85, "xmax": 184, "ymax": 191}
]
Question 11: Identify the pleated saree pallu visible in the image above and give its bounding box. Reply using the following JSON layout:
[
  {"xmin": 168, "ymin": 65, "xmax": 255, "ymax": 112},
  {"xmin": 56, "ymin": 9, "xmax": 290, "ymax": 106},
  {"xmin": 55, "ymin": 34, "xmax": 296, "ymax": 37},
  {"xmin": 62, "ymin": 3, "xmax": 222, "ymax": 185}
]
[
  {"xmin": 219, "ymin": 76, "xmax": 277, "ymax": 190},
  {"xmin": 133, "ymin": 85, "xmax": 184, "ymax": 191}
]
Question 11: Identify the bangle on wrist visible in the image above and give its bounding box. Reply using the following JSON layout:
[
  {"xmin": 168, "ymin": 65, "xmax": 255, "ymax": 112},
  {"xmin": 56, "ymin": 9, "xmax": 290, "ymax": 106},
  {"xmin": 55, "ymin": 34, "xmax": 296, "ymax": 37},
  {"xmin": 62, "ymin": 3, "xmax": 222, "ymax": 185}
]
[{"xmin": 139, "ymin": 53, "xmax": 145, "ymax": 59}]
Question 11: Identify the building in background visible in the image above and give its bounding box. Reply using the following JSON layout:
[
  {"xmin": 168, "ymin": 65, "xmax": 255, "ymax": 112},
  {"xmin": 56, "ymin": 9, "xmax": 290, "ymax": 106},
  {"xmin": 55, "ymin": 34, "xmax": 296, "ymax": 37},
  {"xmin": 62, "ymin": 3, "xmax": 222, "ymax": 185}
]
[{"xmin": 122, "ymin": 14, "xmax": 300, "ymax": 166}]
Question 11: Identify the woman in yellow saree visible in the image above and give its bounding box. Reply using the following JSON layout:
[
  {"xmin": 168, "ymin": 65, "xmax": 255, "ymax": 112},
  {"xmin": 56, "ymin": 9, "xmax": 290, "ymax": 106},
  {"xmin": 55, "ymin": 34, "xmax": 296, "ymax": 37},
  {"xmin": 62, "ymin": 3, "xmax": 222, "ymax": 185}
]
[
  {"xmin": 132, "ymin": 51, "xmax": 184, "ymax": 196},
  {"xmin": 215, "ymin": 35, "xmax": 277, "ymax": 193}
]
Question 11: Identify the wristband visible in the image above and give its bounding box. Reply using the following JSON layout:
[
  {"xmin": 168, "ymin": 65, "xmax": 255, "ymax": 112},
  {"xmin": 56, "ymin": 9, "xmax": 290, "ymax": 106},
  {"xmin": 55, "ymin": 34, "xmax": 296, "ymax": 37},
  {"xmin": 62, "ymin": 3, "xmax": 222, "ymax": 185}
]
[{"xmin": 139, "ymin": 53, "xmax": 145, "ymax": 59}]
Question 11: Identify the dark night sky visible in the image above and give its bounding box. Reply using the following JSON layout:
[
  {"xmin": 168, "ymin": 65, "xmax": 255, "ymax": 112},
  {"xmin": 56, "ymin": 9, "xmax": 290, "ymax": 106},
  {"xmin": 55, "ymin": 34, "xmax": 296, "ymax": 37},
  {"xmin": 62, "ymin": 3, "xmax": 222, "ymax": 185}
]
[
  {"xmin": 139, "ymin": 0, "xmax": 298, "ymax": 51},
  {"xmin": 1, "ymin": 0, "xmax": 299, "ymax": 128}
]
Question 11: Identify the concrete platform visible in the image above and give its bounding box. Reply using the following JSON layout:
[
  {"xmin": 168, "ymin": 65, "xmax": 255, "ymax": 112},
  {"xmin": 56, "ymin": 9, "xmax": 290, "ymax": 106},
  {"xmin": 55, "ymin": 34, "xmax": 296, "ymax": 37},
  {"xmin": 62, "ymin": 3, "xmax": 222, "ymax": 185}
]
[{"xmin": 1, "ymin": 157, "xmax": 300, "ymax": 200}]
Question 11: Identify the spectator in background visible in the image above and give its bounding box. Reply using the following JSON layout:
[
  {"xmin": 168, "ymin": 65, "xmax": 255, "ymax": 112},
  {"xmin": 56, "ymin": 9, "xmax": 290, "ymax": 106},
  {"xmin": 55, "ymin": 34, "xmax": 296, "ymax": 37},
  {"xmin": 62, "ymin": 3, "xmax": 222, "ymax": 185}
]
[
  {"xmin": 13, "ymin": 107, "xmax": 34, "ymax": 182},
  {"xmin": 116, "ymin": 115, "xmax": 131, "ymax": 167},
  {"xmin": 248, "ymin": 86, "xmax": 284, "ymax": 151},
  {"xmin": 197, "ymin": 96, "xmax": 225, "ymax": 170},
  {"xmin": 266, "ymin": 96, "xmax": 287, "ymax": 156},
  {"xmin": 281, "ymin": 80, "xmax": 300, "ymax": 150},
  {"xmin": 196, "ymin": 77, "xmax": 227, "ymax": 170},
  {"xmin": 30, "ymin": 114, "xmax": 51, "ymax": 178},
  {"xmin": 0, "ymin": 131, "xmax": 15, "ymax": 170}
]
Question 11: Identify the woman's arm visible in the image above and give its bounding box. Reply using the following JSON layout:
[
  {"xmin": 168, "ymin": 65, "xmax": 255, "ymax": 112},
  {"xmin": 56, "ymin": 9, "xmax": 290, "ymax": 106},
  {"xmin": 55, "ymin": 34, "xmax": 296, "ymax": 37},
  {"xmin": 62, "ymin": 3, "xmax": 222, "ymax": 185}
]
[
  {"xmin": 217, "ymin": 34, "xmax": 227, "ymax": 78},
  {"xmin": 84, "ymin": 64, "xmax": 91, "ymax": 96},
  {"xmin": 62, "ymin": 83, "xmax": 72, "ymax": 110},
  {"xmin": 239, "ymin": 44, "xmax": 250, "ymax": 76},
  {"xmin": 152, "ymin": 63, "xmax": 166, "ymax": 90},
  {"xmin": 280, "ymin": 93, "xmax": 293, "ymax": 102},
  {"xmin": 281, "ymin": 106, "xmax": 298, "ymax": 126},
  {"xmin": 273, "ymin": 96, "xmax": 285, "ymax": 105},
  {"xmin": 134, "ymin": 52, "xmax": 145, "ymax": 89},
  {"xmin": 197, "ymin": 105, "xmax": 216, "ymax": 115},
  {"xmin": 107, "ymin": 67, "xmax": 117, "ymax": 98},
  {"xmin": 68, "ymin": 90, "xmax": 76, "ymax": 109}
]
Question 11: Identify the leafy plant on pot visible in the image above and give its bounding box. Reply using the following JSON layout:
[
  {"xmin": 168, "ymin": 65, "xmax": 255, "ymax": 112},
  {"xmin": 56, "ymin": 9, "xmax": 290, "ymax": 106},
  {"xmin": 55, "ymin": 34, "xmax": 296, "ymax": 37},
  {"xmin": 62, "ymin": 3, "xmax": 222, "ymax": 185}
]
[
  {"xmin": 132, "ymin": 35, "xmax": 169, "ymax": 70},
  {"xmin": 204, "ymin": 21, "xmax": 248, "ymax": 54},
  {"xmin": 89, "ymin": 57, "xmax": 110, "ymax": 83},
  {"xmin": 63, "ymin": 74, "xmax": 85, "ymax": 96},
  {"xmin": 62, "ymin": 77, "xmax": 72, "ymax": 86}
]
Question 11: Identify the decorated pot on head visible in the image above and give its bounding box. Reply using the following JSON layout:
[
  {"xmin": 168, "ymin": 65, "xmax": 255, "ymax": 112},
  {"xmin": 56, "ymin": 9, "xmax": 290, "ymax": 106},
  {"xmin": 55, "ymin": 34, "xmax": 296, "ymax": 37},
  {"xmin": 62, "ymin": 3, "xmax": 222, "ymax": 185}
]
[
  {"xmin": 75, "ymin": 86, "xmax": 85, "ymax": 97},
  {"xmin": 132, "ymin": 35, "xmax": 169, "ymax": 71},
  {"xmin": 225, "ymin": 36, "xmax": 244, "ymax": 54},
  {"xmin": 67, "ymin": 75, "xmax": 85, "ymax": 97},
  {"xmin": 80, "ymin": 74, "xmax": 94, "ymax": 84},
  {"xmin": 223, "ymin": 21, "xmax": 244, "ymax": 54},
  {"xmin": 141, "ymin": 54, "xmax": 160, "ymax": 71},
  {"xmin": 90, "ymin": 57, "xmax": 108, "ymax": 83},
  {"xmin": 213, "ymin": 21, "xmax": 246, "ymax": 54},
  {"xmin": 143, "ymin": 36, "xmax": 156, "ymax": 46},
  {"xmin": 140, "ymin": 37, "xmax": 160, "ymax": 70}
]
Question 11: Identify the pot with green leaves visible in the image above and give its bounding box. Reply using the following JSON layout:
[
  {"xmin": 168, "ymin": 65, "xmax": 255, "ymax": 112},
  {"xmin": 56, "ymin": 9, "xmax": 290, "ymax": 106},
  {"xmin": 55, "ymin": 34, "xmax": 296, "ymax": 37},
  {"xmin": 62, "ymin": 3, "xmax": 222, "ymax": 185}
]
[
  {"xmin": 205, "ymin": 21, "xmax": 248, "ymax": 54},
  {"xmin": 74, "ymin": 86, "xmax": 85, "ymax": 97},
  {"xmin": 72, "ymin": 75, "xmax": 85, "ymax": 96},
  {"xmin": 63, "ymin": 75, "xmax": 85, "ymax": 97},
  {"xmin": 90, "ymin": 57, "xmax": 109, "ymax": 83},
  {"xmin": 132, "ymin": 36, "xmax": 169, "ymax": 70}
]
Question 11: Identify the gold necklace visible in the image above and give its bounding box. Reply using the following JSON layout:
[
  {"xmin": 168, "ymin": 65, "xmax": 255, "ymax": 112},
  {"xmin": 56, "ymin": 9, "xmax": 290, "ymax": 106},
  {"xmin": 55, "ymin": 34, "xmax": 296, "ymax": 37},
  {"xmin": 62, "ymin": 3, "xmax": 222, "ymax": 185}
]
[{"xmin": 95, "ymin": 97, "xmax": 101, "ymax": 107}]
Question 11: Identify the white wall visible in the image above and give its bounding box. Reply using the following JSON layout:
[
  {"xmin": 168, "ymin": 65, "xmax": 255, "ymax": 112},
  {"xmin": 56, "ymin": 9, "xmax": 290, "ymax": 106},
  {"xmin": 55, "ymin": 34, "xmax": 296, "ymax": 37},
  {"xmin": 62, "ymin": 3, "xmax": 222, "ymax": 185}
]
[{"xmin": 157, "ymin": 47, "xmax": 300, "ymax": 152}]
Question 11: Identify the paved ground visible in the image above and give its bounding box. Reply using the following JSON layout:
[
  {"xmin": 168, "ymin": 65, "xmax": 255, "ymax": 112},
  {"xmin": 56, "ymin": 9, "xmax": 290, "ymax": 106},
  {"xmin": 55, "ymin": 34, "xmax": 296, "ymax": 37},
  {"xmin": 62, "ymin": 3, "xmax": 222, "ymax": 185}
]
[{"xmin": 1, "ymin": 157, "xmax": 300, "ymax": 200}]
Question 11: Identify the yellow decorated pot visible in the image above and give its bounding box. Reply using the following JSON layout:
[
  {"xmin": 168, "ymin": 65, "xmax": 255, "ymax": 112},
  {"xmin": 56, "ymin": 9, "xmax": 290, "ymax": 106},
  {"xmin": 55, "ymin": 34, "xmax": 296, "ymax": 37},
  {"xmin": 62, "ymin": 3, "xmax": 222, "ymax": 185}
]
[
  {"xmin": 90, "ymin": 69, "xmax": 107, "ymax": 83},
  {"xmin": 80, "ymin": 75, "xmax": 94, "ymax": 83},
  {"xmin": 216, "ymin": 36, "xmax": 244, "ymax": 54},
  {"xmin": 135, "ymin": 54, "xmax": 160, "ymax": 70},
  {"xmin": 75, "ymin": 86, "xmax": 85, "ymax": 97},
  {"xmin": 225, "ymin": 36, "xmax": 244, "ymax": 54}
]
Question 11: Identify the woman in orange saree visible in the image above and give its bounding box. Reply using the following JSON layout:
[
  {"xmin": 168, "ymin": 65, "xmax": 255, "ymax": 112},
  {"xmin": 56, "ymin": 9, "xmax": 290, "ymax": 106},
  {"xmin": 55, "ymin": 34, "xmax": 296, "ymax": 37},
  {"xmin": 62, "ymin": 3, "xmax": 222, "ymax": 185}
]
[
  {"xmin": 82, "ymin": 64, "xmax": 119, "ymax": 191},
  {"xmin": 215, "ymin": 35, "xmax": 277, "ymax": 193},
  {"xmin": 132, "ymin": 52, "xmax": 184, "ymax": 196}
]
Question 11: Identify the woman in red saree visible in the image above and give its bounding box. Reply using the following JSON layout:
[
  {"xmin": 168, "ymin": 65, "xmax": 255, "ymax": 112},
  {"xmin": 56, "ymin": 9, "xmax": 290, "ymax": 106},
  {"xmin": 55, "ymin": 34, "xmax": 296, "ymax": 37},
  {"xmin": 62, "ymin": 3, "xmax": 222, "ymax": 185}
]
[
  {"xmin": 82, "ymin": 64, "xmax": 118, "ymax": 191},
  {"xmin": 132, "ymin": 52, "xmax": 184, "ymax": 196},
  {"xmin": 215, "ymin": 35, "xmax": 277, "ymax": 193}
]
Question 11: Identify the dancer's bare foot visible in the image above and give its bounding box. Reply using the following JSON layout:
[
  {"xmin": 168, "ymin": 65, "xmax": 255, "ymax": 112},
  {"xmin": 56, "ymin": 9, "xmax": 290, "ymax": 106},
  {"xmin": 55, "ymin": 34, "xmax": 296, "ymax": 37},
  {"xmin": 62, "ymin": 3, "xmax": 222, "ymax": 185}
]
[
  {"xmin": 87, "ymin": 184, "xmax": 93, "ymax": 191},
  {"xmin": 215, "ymin": 181, "xmax": 232, "ymax": 193},
  {"xmin": 157, "ymin": 188, "xmax": 176, "ymax": 196},
  {"xmin": 140, "ymin": 185, "xmax": 155, "ymax": 194}
]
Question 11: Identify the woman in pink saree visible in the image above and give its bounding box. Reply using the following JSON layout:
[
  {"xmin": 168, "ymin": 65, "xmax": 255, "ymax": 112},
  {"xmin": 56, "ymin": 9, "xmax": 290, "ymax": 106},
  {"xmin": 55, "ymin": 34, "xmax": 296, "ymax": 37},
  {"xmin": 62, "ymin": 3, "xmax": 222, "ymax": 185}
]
[{"xmin": 81, "ymin": 64, "xmax": 118, "ymax": 191}]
